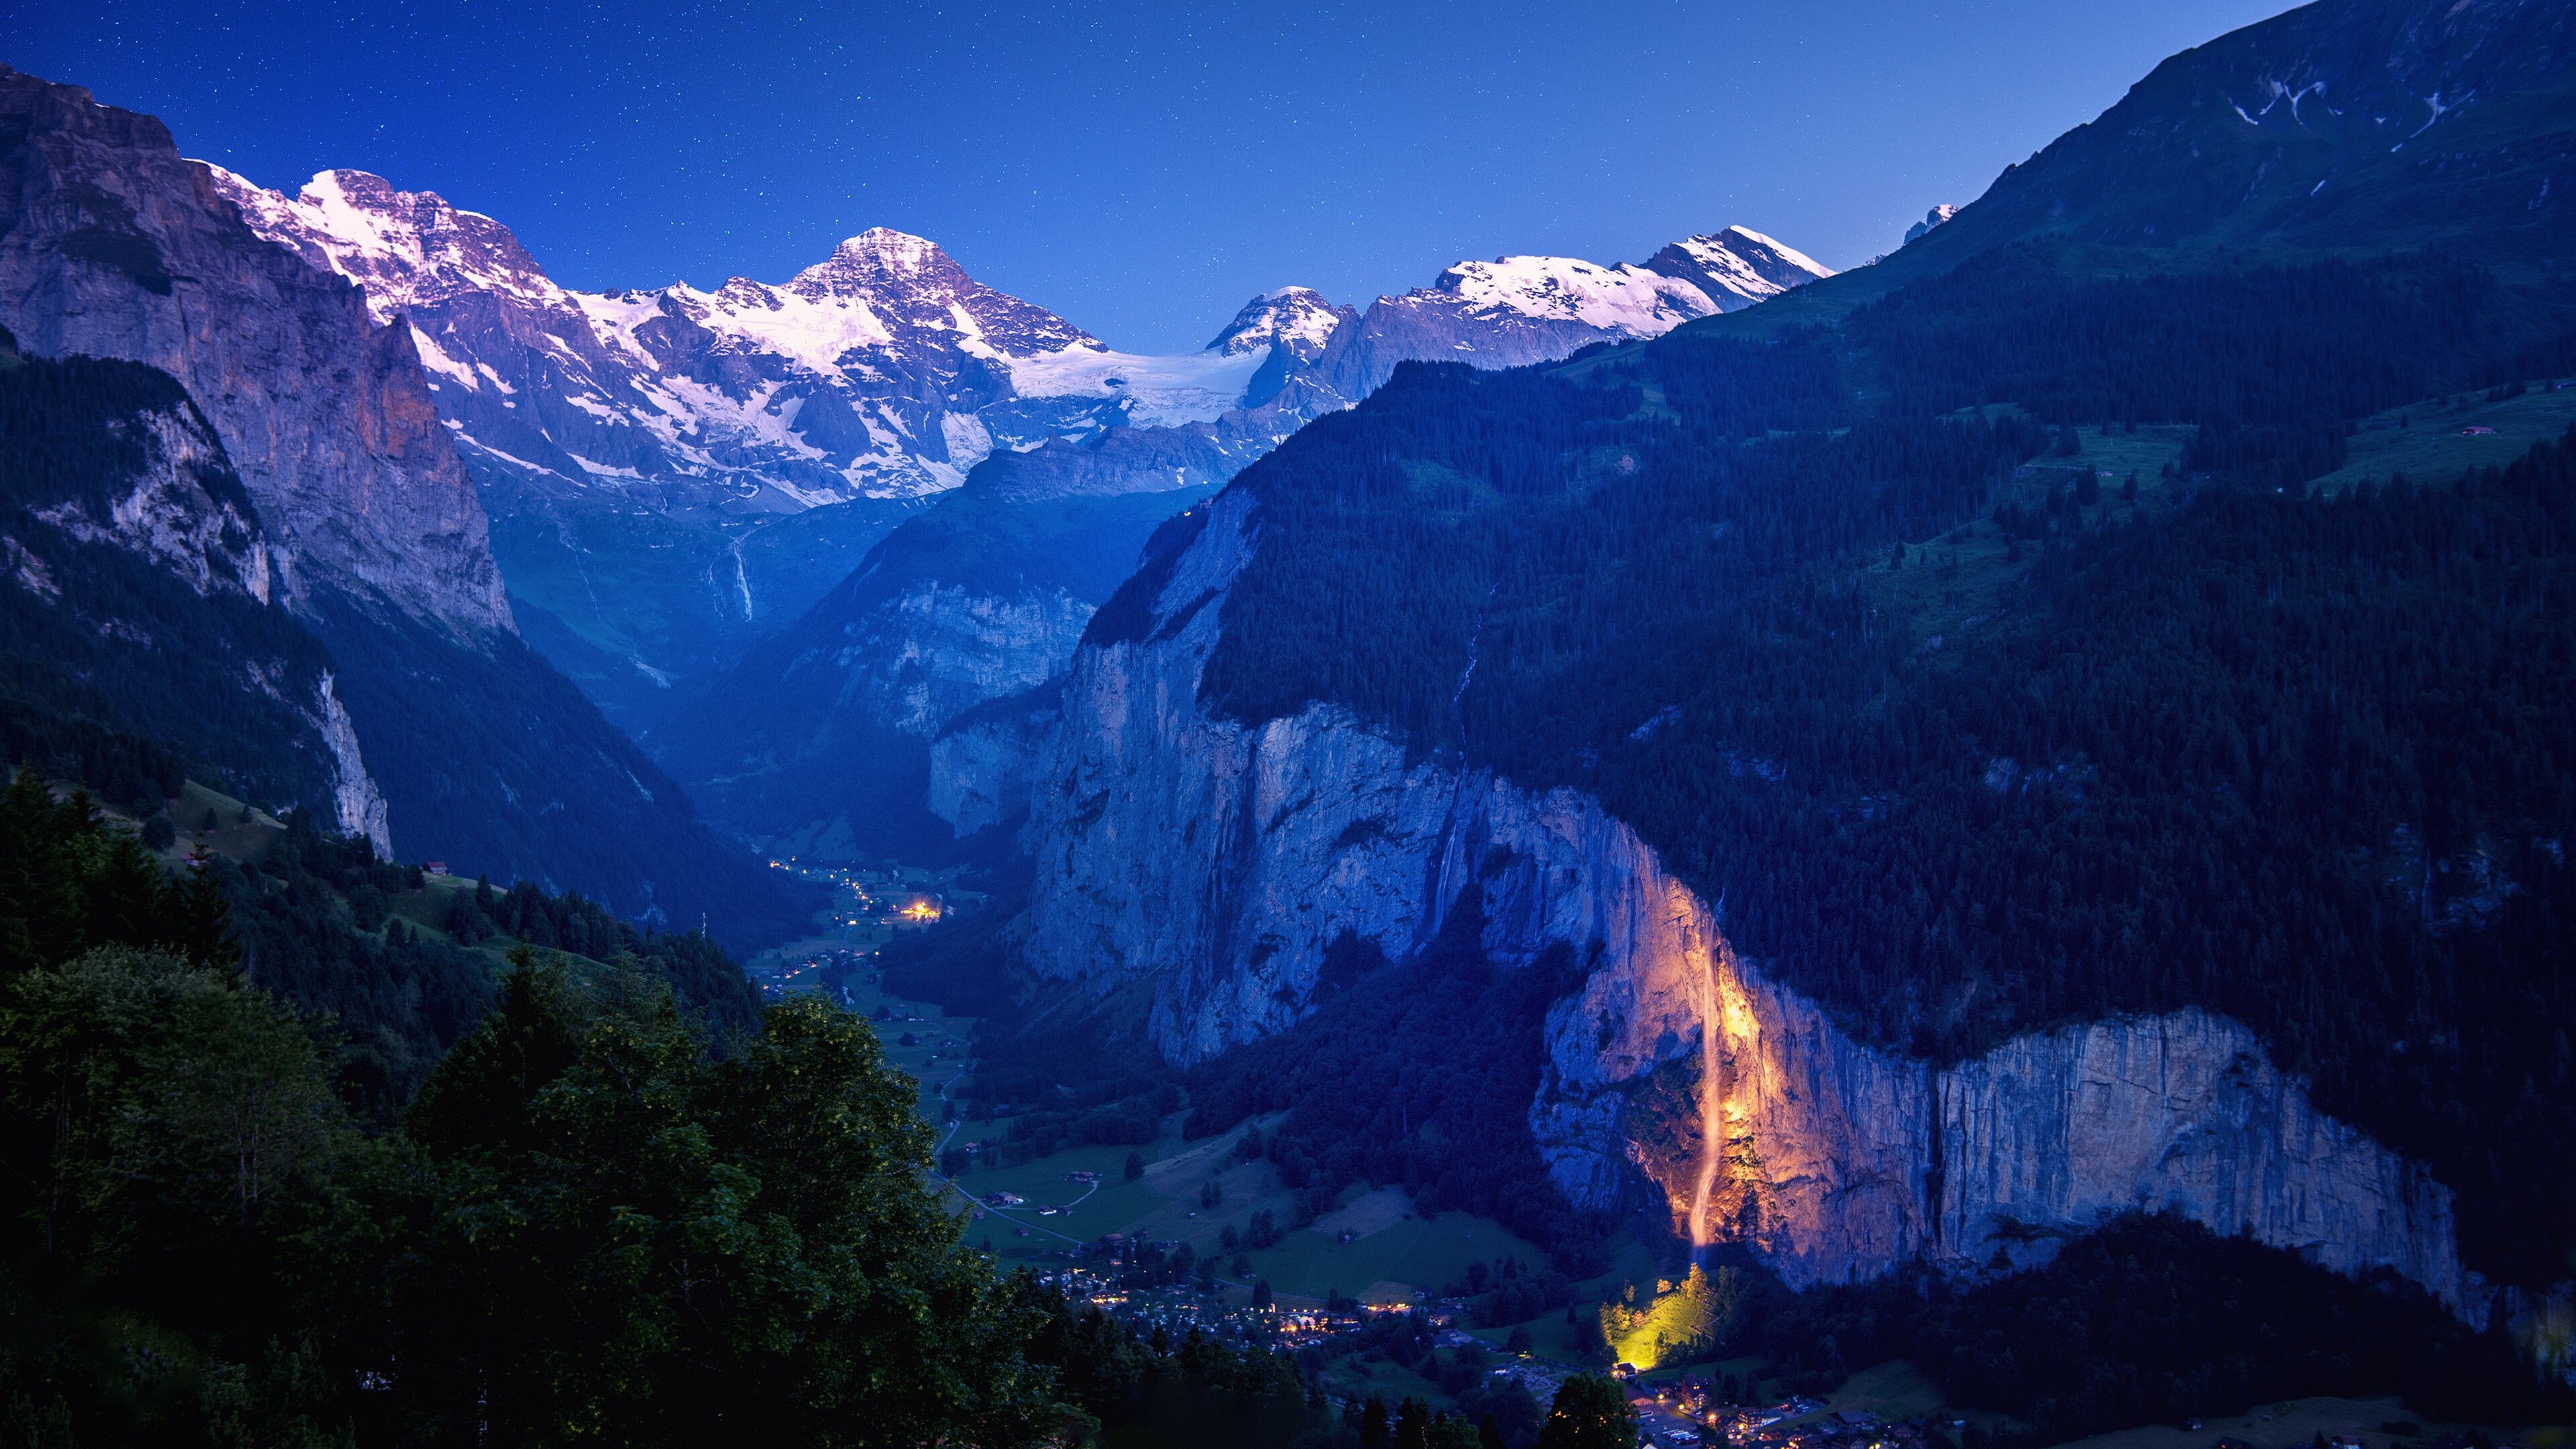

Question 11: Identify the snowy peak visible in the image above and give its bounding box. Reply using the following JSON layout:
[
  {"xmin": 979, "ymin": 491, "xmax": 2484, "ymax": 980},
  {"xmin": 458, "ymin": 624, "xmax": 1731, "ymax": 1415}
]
[
  {"xmin": 1903, "ymin": 205, "xmax": 1961, "ymax": 246},
  {"xmin": 812, "ymin": 226, "xmax": 947, "ymax": 280},
  {"xmin": 1301, "ymin": 222, "xmax": 1829, "ymax": 405},
  {"xmin": 1207, "ymin": 286, "xmax": 1347, "ymax": 361},
  {"xmin": 1428, "ymin": 254, "xmax": 1719, "ymax": 336},
  {"xmin": 782, "ymin": 226, "xmax": 1095, "ymax": 359},
  {"xmin": 1642, "ymin": 225, "xmax": 1835, "ymax": 313},
  {"xmin": 208, "ymin": 166, "xmax": 554, "ymax": 324}
]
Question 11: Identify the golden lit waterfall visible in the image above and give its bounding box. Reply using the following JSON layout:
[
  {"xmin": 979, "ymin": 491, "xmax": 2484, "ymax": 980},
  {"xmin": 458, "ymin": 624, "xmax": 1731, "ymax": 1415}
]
[{"xmin": 1687, "ymin": 947, "xmax": 1725, "ymax": 1258}]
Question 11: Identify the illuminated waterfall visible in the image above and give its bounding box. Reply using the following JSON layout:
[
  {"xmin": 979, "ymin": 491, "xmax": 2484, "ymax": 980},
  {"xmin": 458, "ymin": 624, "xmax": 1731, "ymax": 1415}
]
[{"xmin": 1688, "ymin": 951, "xmax": 1725, "ymax": 1258}]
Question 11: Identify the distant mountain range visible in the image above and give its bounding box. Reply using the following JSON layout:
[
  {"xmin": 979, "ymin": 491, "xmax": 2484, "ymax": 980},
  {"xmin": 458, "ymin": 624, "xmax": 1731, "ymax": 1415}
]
[
  {"xmin": 205, "ymin": 164, "xmax": 1832, "ymax": 855},
  {"xmin": 633, "ymin": 228, "xmax": 1829, "ymax": 857}
]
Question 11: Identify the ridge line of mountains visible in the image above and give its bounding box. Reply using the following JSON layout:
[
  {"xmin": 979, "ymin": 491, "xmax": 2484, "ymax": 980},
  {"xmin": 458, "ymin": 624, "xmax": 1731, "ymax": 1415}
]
[{"xmin": 0, "ymin": 55, "xmax": 1843, "ymax": 927}]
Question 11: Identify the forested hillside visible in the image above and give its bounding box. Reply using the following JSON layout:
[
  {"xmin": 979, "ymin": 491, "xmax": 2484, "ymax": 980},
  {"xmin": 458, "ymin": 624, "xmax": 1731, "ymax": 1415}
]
[
  {"xmin": 0, "ymin": 764, "xmax": 1472, "ymax": 1445},
  {"xmin": 1193, "ymin": 240, "xmax": 2576, "ymax": 1287},
  {"xmin": 0, "ymin": 349, "xmax": 353, "ymax": 824}
]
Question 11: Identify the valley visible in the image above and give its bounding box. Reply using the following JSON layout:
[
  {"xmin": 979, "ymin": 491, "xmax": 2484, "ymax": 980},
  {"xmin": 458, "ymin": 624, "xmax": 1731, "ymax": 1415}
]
[{"xmin": 6, "ymin": 0, "xmax": 2576, "ymax": 1442}]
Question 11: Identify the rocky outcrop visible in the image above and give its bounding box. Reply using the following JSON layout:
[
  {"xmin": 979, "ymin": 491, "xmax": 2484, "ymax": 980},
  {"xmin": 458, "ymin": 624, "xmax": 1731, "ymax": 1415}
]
[
  {"xmin": 1642, "ymin": 227, "xmax": 1835, "ymax": 311},
  {"xmin": 1002, "ymin": 486, "xmax": 2471, "ymax": 1311},
  {"xmin": 1901, "ymin": 205, "xmax": 1960, "ymax": 246},
  {"xmin": 0, "ymin": 69, "xmax": 509, "ymax": 634},
  {"xmin": 314, "ymin": 670, "xmax": 392, "ymax": 855},
  {"xmin": 21, "ymin": 389, "xmax": 273, "ymax": 603}
]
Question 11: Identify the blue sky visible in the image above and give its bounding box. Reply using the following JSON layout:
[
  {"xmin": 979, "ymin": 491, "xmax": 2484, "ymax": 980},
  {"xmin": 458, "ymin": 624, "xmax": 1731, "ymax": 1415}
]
[{"xmin": 15, "ymin": 0, "xmax": 2293, "ymax": 352}]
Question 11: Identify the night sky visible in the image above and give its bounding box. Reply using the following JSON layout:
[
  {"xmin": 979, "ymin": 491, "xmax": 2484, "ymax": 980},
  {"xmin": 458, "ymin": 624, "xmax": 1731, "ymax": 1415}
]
[{"xmin": 14, "ymin": 0, "xmax": 2291, "ymax": 352}]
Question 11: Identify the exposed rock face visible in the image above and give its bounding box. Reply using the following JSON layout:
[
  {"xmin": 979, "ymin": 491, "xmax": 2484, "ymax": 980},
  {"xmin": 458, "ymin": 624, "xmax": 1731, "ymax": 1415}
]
[
  {"xmin": 25, "ymin": 394, "xmax": 274, "ymax": 604},
  {"xmin": 0, "ymin": 345, "xmax": 390, "ymax": 845},
  {"xmin": 36, "ymin": 393, "xmax": 390, "ymax": 848},
  {"xmin": 1642, "ymin": 227, "xmax": 1836, "ymax": 311},
  {"xmin": 314, "ymin": 671, "xmax": 394, "ymax": 855},
  {"xmin": 655, "ymin": 436, "xmax": 1227, "ymax": 853},
  {"xmin": 837, "ymin": 580, "xmax": 1091, "ymax": 740},
  {"xmin": 1208, "ymin": 286, "xmax": 1348, "ymax": 361},
  {"xmin": 753, "ymin": 231, "xmax": 1833, "ymax": 856},
  {"xmin": 0, "ymin": 70, "xmax": 509, "ymax": 634},
  {"xmin": 1902, "ymin": 205, "xmax": 1961, "ymax": 246},
  {"xmin": 205, "ymin": 164, "xmax": 1290, "ymax": 719},
  {"xmin": 0, "ymin": 72, "xmax": 818, "ymax": 939},
  {"xmin": 1000, "ymin": 487, "xmax": 2469, "ymax": 1311},
  {"xmin": 203, "ymin": 156, "xmax": 1837, "ymax": 768}
]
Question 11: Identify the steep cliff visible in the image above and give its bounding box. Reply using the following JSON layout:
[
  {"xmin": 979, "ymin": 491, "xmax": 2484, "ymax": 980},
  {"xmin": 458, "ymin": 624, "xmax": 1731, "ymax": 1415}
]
[
  {"xmin": 0, "ymin": 72, "xmax": 507, "ymax": 631},
  {"xmin": 0, "ymin": 70, "xmax": 818, "ymax": 943},
  {"xmin": 1003, "ymin": 486, "xmax": 2473, "ymax": 1313},
  {"xmin": 0, "ymin": 346, "xmax": 388, "ymax": 847},
  {"xmin": 659, "ymin": 441, "xmax": 1218, "ymax": 856}
]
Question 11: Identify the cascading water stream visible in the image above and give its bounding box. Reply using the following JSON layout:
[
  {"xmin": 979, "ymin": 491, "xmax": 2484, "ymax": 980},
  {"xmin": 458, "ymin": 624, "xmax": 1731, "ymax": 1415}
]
[{"xmin": 1687, "ymin": 955, "xmax": 1725, "ymax": 1263}]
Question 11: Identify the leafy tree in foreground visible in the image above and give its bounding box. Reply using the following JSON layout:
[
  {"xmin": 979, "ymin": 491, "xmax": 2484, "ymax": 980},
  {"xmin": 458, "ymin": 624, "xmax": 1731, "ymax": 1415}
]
[
  {"xmin": 1536, "ymin": 1374, "xmax": 1635, "ymax": 1449},
  {"xmin": 0, "ymin": 783, "xmax": 1069, "ymax": 1447},
  {"xmin": 370, "ymin": 955, "xmax": 1063, "ymax": 1446}
]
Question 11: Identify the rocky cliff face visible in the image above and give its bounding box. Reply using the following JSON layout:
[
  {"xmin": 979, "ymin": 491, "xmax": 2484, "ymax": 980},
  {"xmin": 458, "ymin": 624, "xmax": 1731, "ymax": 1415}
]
[
  {"xmin": 997, "ymin": 486, "xmax": 2472, "ymax": 1312},
  {"xmin": 22, "ymin": 392, "xmax": 274, "ymax": 604},
  {"xmin": 0, "ymin": 71, "xmax": 509, "ymax": 634},
  {"xmin": 0, "ymin": 71, "xmax": 818, "ymax": 940},
  {"xmin": 0, "ymin": 345, "xmax": 390, "ymax": 849}
]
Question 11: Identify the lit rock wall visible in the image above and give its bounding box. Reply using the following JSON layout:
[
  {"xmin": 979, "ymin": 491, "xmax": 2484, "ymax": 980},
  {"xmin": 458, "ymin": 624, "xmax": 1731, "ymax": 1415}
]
[{"xmin": 997, "ymin": 486, "xmax": 2470, "ymax": 1310}]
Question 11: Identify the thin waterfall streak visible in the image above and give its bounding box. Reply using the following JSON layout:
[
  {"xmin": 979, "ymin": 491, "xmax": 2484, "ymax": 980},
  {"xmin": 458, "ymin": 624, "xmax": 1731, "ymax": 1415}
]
[{"xmin": 1688, "ymin": 953, "xmax": 1725, "ymax": 1257}]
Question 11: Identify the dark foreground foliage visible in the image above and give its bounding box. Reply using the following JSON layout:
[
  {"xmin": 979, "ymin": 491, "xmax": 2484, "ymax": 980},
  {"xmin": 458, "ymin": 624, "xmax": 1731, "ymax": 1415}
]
[
  {"xmin": 0, "ymin": 773, "xmax": 1068, "ymax": 1446},
  {"xmin": 1, "ymin": 949, "xmax": 1061, "ymax": 1446}
]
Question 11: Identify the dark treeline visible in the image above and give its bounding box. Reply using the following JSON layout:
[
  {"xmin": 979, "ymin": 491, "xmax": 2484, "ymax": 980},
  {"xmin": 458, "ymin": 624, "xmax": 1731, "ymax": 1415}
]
[
  {"xmin": 1192, "ymin": 244, "xmax": 2576, "ymax": 1286},
  {"xmin": 439, "ymin": 873, "xmax": 761, "ymax": 1044},
  {"xmin": 1678, "ymin": 443, "xmax": 2576, "ymax": 1284},
  {"xmin": 1755, "ymin": 1214, "xmax": 2571, "ymax": 1442},
  {"xmin": 1, "ymin": 765, "xmax": 770, "ymax": 1117},
  {"xmin": 1201, "ymin": 350, "xmax": 2046, "ymax": 767}
]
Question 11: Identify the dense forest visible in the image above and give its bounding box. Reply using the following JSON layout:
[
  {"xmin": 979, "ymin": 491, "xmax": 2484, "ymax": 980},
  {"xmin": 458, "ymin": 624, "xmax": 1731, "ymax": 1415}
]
[
  {"xmin": 0, "ymin": 775, "xmax": 1068, "ymax": 1446},
  {"xmin": 11, "ymin": 760, "xmax": 1545, "ymax": 1447},
  {"xmin": 1191, "ymin": 243, "xmax": 2576, "ymax": 1287}
]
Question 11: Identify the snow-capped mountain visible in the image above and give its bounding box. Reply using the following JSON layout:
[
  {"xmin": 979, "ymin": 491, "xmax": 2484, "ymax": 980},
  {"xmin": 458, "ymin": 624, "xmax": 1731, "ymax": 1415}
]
[
  {"xmin": 1305, "ymin": 228, "xmax": 1834, "ymax": 405},
  {"xmin": 204, "ymin": 167, "xmax": 1323, "ymax": 720},
  {"xmin": 210, "ymin": 169, "xmax": 1157, "ymax": 505},
  {"xmin": 1208, "ymin": 286, "xmax": 1350, "ymax": 362},
  {"xmin": 1433, "ymin": 254, "xmax": 1717, "ymax": 333},
  {"xmin": 1644, "ymin": 225, "xmax": 1835, "ymax": 307},
  {"xmin": 653, "ymin": 231, "xmax": 1835, "ymax": 859},
  {"xmin": 1902, "ymin": 205, "xmax": 1962, "ymax": 246},
  {"xmin": 207, "ymin": 162, "xmax": 1829, "ymax": 751}
]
